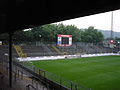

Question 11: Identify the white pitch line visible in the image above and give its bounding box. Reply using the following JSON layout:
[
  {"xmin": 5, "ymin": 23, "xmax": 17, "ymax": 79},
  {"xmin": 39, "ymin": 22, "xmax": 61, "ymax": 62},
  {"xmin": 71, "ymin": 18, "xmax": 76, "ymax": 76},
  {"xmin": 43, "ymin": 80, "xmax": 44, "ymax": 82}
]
[{"xmin": 17, "ymin": 53, "xmax": 120, "ymax": 61}]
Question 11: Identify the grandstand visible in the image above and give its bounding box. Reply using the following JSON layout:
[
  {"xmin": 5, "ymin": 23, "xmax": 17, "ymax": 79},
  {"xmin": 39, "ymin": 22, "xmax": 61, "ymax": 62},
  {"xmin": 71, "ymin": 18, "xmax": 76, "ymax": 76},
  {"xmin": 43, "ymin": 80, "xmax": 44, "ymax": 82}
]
[
  {"xmin": 11, "ymin": 42, "xmax": 119, "ymax": 57},
  {"xmin": 0, "ymin": 42, "xmax": 118, "ymax": 58}
]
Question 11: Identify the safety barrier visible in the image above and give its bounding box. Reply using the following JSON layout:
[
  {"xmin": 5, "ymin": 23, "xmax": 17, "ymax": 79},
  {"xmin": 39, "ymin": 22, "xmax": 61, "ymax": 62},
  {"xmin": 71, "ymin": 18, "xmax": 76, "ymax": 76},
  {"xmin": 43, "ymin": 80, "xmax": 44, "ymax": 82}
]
[{"xmin": 22, "ymin": 61, "xmax": 91, "ymax": 90}]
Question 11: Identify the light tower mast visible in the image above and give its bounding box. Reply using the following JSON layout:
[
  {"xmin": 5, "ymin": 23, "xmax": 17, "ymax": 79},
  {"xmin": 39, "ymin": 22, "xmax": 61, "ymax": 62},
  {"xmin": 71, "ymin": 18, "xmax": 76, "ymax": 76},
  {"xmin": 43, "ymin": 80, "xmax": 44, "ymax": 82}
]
[{"xmin": 111, "ymin": 11, "xmax": 114, "ymax": 39}]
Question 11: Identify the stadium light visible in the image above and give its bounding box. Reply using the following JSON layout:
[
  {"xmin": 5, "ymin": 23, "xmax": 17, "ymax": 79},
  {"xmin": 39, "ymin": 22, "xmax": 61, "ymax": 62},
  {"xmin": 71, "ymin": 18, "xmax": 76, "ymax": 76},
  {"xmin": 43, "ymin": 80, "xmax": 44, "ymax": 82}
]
[{"xmin": 39, "ymin": 35, "xmax": 42, "ymax": 37}]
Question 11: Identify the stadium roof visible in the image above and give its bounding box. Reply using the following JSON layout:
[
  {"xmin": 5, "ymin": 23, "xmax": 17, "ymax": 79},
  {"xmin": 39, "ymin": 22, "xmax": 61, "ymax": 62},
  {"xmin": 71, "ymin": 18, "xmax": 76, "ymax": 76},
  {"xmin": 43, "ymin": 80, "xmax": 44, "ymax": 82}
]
[{"xmin": 0, "ymin": 0, "xmax": 120, "ymax": 34}]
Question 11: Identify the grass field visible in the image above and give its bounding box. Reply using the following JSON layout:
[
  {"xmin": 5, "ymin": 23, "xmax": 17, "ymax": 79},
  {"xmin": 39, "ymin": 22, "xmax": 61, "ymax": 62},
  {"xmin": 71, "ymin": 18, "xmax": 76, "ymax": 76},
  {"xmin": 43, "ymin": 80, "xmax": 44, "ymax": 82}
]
[{"xmin": 30, "ymin": 56, "xmax": 120, "ymax": 90}]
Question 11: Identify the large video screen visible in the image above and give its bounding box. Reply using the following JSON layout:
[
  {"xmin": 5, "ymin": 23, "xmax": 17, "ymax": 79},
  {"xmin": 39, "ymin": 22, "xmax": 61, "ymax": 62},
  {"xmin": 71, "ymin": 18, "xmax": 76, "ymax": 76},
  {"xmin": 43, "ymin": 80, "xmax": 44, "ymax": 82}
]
[
  {"xmin": 62, "ymin": 37, "xmax": 69, "ymax": 44},
  {"xmin": 57, "ymin": 34, "xmax": 72, "ymax": 46}
]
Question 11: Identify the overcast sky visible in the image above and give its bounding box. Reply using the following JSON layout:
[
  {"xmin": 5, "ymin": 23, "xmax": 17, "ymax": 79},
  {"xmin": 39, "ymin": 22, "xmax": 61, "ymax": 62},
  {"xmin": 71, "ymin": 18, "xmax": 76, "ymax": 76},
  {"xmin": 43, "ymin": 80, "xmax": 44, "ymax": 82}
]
[{"xmin": 54, "ymin": 9, "xmax": 120, "ymax": 32}]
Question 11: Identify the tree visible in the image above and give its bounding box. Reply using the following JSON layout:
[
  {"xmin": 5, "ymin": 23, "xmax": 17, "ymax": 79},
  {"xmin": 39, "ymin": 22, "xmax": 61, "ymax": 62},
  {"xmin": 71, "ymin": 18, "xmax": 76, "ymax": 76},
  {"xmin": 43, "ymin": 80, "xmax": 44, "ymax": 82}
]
[
  {"xmin": 81, "ymin": 26, "xmax": 104, "ymax": 44},
  {"xmin": 65, "ymin": 25, "xmax": 82, "ymax": 42},
  {"xmin": 37, "ymin": 23, "xmax": 82, "ymax": 42},
  {"xmin": 10, "ymin": 24, "xmax": 104, "ymax": 44}
]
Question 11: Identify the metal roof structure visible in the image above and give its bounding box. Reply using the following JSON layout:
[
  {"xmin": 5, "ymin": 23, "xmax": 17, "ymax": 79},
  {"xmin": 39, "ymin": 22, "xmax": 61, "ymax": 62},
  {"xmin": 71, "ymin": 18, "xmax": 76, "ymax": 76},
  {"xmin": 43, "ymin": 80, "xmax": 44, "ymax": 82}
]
[{"xmin": 0, "ymin": 0, "xmax": 120, "ymax": 33}]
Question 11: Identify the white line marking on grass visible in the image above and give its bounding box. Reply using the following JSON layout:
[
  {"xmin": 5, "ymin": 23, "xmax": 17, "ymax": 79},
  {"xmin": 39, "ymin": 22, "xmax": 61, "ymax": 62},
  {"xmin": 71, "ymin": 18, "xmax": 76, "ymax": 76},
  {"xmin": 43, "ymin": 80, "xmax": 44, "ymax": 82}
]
[{"xmin": 17, "ymin": 53, "xmax": 120, "ymax": 61}]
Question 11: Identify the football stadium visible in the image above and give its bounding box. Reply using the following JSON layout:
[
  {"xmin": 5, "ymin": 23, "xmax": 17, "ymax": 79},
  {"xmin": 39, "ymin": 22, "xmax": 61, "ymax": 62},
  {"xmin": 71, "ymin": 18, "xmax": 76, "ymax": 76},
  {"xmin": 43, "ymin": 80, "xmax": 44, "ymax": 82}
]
[
  {"xmin": 1, "ymin": 2, "xmax": 120, "ymax": 90},
  {"xmin": 0, "ymin": 24, "xmax": 120, "ymax": 90}
]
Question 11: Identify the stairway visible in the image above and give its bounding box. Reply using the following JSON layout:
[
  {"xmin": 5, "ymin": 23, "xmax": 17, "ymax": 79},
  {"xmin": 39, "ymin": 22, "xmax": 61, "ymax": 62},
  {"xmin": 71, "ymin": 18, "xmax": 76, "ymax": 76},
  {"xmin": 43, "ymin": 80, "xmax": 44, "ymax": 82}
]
[{"xmin": 13, "ymin": 45, "xmax": 27, "ymax": 58}]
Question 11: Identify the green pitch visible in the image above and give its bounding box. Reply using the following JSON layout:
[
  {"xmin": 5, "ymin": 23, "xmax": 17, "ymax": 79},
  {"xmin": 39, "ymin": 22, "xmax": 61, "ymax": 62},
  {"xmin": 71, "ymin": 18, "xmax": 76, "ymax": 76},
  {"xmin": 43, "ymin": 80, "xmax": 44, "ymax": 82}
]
[{"xmin": 30, "ymin": 56, "xmax": 120, "ymax": 90}]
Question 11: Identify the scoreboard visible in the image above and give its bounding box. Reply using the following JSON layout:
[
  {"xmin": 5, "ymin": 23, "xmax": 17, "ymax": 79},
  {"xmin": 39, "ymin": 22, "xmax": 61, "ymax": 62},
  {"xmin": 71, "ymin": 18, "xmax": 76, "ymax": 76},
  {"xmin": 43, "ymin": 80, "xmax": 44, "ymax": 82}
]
[{"xmin": 57, "ymin": 34, "xmax": 72, "ymax": 46}]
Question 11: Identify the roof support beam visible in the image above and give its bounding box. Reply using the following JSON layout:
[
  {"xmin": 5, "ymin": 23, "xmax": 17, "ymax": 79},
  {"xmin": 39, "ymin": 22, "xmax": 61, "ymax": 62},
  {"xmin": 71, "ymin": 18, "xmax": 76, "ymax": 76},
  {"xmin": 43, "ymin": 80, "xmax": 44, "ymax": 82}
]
[{"xmin": 9, "ymin": 32, "xmax": 13, "ymax": 88}]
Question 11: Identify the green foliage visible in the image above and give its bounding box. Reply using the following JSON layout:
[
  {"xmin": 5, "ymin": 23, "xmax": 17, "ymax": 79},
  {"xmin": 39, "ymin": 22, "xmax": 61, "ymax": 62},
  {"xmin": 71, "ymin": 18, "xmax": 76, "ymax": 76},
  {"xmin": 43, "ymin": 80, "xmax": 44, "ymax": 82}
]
[
  {"xmin": 12, "ymin": 23, "xmax": 83, "ymax": 42},
  {"xmin": 81, "ymin": 26, "xmax": 104, "ymax": 44},
  {"xmin": 115, "ymin": 37, "xmax": 120, "ymax": 41},
  {"xmin": 0, "ymin": 24, "xmax": 104, "ymax": 44}
]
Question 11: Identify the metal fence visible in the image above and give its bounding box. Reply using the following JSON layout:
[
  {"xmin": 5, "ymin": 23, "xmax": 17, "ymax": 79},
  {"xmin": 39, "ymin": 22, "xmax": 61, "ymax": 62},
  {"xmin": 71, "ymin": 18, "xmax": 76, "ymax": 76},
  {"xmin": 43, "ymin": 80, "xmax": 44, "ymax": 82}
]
[
  {"xmin": 22, "ymin": 60, "xmax": 91, "ymax": 90},
  {"xmin": 0, "ymin": 57, "xmax": 49, "ymax": 90}
]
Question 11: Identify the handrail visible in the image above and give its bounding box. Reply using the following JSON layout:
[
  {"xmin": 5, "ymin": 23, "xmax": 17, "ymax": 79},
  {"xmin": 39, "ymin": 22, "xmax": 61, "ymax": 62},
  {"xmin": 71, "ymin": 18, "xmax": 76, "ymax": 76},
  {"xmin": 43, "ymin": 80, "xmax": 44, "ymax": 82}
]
[{"xmin": 26, "ymin": 84, "xmax": 37, "ymax": 90}]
